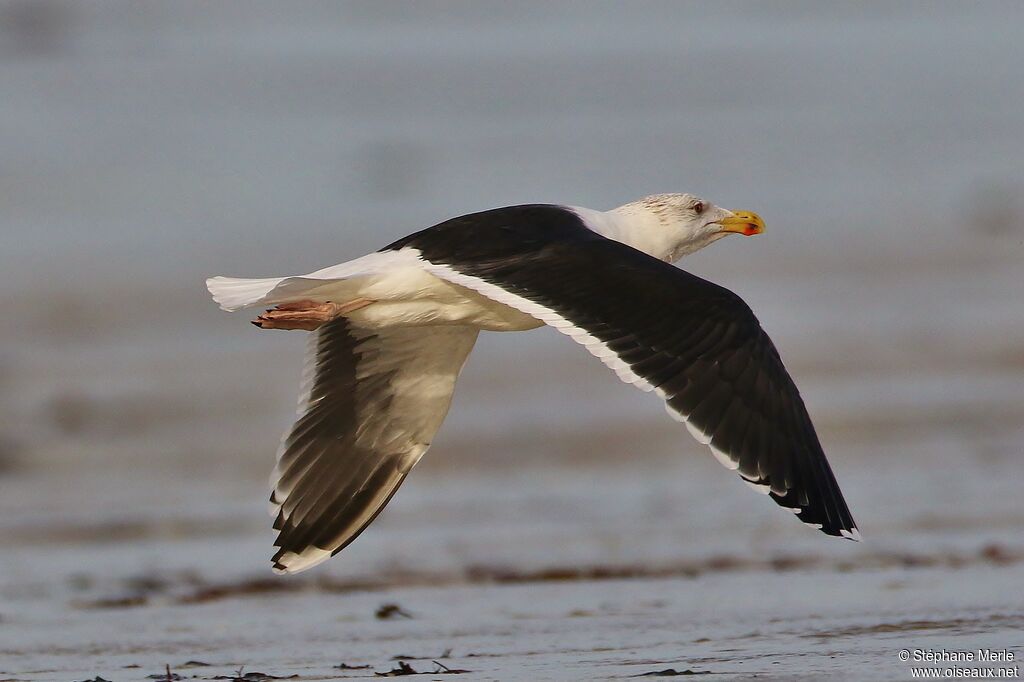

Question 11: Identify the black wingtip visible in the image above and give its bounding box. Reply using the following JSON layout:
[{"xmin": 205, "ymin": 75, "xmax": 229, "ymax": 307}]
[{"xmin": 768, "ymin": 485, "xmax": 860, "ymax": 542}]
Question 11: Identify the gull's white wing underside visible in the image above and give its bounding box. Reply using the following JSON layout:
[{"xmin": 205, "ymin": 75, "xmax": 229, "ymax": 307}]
[{"xmin": 269, "ymin": 318, "xmax": 477, "ymax": 573}]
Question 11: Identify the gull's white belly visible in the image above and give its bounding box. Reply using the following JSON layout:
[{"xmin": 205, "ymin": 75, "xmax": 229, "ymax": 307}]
[{"xmin": 340, "ymin": 266, "xmax": 544, "ymax": 332}]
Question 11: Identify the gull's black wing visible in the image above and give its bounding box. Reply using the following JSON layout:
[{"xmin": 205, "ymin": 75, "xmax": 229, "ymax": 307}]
[{"xmin": 391, "ymin": 204, "xmax": 858, "ymax": 538}]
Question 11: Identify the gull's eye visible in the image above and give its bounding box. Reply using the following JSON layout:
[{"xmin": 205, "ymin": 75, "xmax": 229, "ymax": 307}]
[{"xmin": 692, "ymin": 201, "xmax": 705, "ymax": 214}]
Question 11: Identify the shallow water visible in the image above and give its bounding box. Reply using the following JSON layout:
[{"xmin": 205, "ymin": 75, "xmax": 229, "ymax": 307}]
[{"xmin": 2, "ymin": 3, "xmax": 1024, "ymax": 680}]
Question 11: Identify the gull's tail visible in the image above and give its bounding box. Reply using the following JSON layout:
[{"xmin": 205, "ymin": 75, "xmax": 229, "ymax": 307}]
[
  {"xmin": 206, "ymin": 276, "xmax": 288, "ymax": 312},
  {"xmin": 206, "ymin": 250, "xmax": 418, "ymax": 313},
  {"xmin": 205, "ymin": 275, "xmax": 352, "ymax": 312}
]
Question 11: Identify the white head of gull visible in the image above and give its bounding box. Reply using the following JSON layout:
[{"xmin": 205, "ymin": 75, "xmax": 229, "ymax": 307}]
[{"xmin": 583, "ymin": 193, "xmax": 765, "ymax": 263}]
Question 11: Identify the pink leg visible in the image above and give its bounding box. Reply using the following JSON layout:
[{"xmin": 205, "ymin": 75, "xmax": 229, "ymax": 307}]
[{"xmin": 252, "ymin": 298, "xmax": 374, "ymax": 331}]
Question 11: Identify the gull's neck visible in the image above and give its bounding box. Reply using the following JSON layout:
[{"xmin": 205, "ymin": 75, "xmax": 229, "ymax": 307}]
[{"xmin": 571, "ymin": 203, "xmax": 679, "ymax": 262}]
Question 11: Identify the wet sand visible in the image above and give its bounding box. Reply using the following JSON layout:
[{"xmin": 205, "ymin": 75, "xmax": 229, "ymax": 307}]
[{"xmin": 3, "ymin": 455, "xmax": 1023, "ymax": 680}]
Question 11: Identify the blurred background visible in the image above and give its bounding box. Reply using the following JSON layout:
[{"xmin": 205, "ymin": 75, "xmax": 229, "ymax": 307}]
[{"xmin": 2, "ymin": 2, "xmax": 1023, "ymax": 679}]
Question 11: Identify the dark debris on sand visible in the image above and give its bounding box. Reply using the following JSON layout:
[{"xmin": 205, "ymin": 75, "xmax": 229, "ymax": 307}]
[
  {"xmin": 375, "ymin": 662, "xmax": 418, "ymax": 677},
  {"xmin": 375, "ymin": 603, "xmax": 413, "ymax": 620},
  {"xmin": 430, "ymin": 661, "xmax": 470, "ymax": 675},
  {"xmin": 374, "ymin": 660, "xmax": 470, "ymax": 676},
  {"xmin": 635, "ymin": 670, "xmax": 710, "ymax": 677}
]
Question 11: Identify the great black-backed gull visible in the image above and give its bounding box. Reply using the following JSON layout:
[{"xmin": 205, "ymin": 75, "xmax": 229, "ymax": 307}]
[{"xmin": 207, "ymin": 193, "xmax": 859, "ymax": 574}]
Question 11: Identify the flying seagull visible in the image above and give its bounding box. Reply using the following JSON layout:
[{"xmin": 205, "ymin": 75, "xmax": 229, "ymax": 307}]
[{"xmin": 207, "ymin": 193, "xmax": 859, "ymax": 574}]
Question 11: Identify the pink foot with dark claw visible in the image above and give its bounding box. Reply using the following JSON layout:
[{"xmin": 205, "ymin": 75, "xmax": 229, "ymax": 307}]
[{"xmin": 252, "ymin": 299, "xmax": 373, "ymax": 331}]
